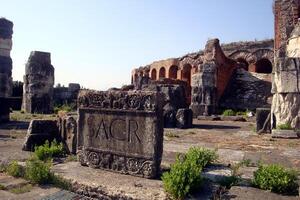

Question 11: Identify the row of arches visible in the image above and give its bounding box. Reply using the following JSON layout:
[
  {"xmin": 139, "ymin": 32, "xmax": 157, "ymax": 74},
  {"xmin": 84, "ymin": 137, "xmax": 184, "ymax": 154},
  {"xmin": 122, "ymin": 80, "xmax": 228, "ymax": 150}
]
[
  {"xmin": 236, "ymin": 57, "xmax": 273, "ymax": 73},
  {"xmin": 150, "ymin": 64, "xmax": 193, "ymax": 85}
]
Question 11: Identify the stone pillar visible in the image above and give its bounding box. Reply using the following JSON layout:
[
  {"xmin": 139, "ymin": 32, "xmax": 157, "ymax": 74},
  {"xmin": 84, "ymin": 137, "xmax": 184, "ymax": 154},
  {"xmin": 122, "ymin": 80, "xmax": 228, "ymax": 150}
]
[
  {"xmin": 0, "ymin": 18, "xmax": 13, "ymax": 122},
  {"xmin": 22, "ymin": 51, "xmax": 54, "ymax": 114},
  {"xmin": 271, "ymin": 0, "xmax": 300, "ymax": 130}
]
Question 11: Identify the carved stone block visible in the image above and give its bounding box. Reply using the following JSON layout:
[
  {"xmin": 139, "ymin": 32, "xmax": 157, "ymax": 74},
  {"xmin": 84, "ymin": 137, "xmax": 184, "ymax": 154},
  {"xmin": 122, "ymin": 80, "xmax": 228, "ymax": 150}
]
[{"xmin": 77, "ymin": 90, "xmax": 163, "ymax": 178}]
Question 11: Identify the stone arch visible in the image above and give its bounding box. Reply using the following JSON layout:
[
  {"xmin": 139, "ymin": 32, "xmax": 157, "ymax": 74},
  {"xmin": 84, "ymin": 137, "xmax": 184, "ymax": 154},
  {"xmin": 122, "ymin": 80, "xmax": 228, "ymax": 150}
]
[
  {"xmin": 255, "ymin": 58, "xmax": 273, "ymax": 73},
  {"xmin": 151, "ymin": 69, "xmax": 157, "ymax": 80},
  {"xmin": 159, "ymin": 67, "xmax": 166, "ymax": 79},
  {"xmin": 229, "ymin": 50, "xmax": 251, "ymax": 61},
  {"xmin": 251, "ymin": 49, "xmax": 274, "ymax": 64},
  {"xmin": 169, "ymin": 65, "xmax": 178, "ymax": 79}
]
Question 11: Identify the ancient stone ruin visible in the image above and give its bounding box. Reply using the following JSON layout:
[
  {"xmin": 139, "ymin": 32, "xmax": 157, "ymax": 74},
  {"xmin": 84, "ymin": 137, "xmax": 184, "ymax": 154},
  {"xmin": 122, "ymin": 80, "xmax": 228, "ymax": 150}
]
[
  {"xmin": 22, "ymin": 51, "xmax": 54, "ymax": 114},
  {"xmin": 53, "ymin": 83, "xmax": 80, "ymax": 107},
  {"xmin": 0, "ymin": 18, "xmax": 13, "ymax": 123},
  {"xmin": 271, "ymin": 0, "xmax": 300, "ymax": 133},
  {"xmin": 77, "ymin": 90, "xmax": 164, "ymax": 178},
  {"xmin": 132, "ymin": 39, "xmax": 274, "ymax": 118}
]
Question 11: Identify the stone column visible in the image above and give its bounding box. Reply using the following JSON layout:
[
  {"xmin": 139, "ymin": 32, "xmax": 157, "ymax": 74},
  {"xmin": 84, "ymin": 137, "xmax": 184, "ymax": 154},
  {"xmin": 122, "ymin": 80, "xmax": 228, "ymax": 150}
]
[
  {"xmin": 22, "ymin": 51, "xmax": 54, "ymax": 114},
  {"xmin": 0, "ymin": 18, "xmax": 13, "ymax": 122},
  {"xmin": 271, "ymin": 0, "xmax": 300, "ymax": 130}
]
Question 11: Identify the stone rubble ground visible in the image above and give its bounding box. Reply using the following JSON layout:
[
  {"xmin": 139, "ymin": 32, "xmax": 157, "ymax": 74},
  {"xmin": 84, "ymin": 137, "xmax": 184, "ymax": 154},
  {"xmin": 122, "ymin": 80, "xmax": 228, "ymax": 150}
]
[{"xmin": 0, "ymin": 119, "xmax": 299, "ymax": 199}]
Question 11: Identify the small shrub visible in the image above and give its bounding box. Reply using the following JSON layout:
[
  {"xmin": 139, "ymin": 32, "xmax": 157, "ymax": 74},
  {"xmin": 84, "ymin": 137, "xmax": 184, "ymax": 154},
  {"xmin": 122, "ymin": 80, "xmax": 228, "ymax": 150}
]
[
  {"xmin": 34, "ymin": 140, "xmax": 65, "ymax": 161},
  {"xmin": 219, "ymin": 176, "xmax": 240, "ymax": 189},
  {"xmin": 252, "ymin": 164, "xmax": 299, "ymax": 195},
  {"xmin": 223, "ymin": 109, "xmax": 236, "ymax": 116},
  {"xmin": 276, "ymin": 123, "xmax": 293, "ymax": 130},
  {"xmin": 236, "ymin": 111, "xmax": 246, "ymax": 116},
  {"xmin": 7, "ymin": 161, "xmax": 24, "ymax": 178},
  {"xmin": 25, "ymin": 157, "xmax": 52, "ymax": 184},
  {"xmin": 162, "ymin": 147, "xmax": 218, "ymax": 199},
  {"xmin": 0, "ymin": 184, "xmax": 6, "ymax": 190}
]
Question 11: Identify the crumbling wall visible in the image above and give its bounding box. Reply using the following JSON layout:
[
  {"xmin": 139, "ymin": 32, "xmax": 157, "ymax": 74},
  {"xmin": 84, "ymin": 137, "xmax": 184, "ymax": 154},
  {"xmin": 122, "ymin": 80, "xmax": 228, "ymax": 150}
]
[
  {"xmin": 272, "ymin": 0, "xmax": 300, "ymax": 129},
  {"xmin": 53, "ymin": 83, "xmax": 80, "ymax": 106},
  {"xmin": 0, "ymin": 18, "xmax": 13, "ymax": 122},
  {"xmin": 22, "ymin": 51, "xmax": 54, "ymax": 114}
]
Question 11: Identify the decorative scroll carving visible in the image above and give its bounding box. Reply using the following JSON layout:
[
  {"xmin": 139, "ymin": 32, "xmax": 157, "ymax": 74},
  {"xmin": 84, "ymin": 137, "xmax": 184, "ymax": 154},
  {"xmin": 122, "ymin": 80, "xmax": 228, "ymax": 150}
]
[
  {"xmin": 78, "ymin": 90, "xmax": 157, "ymax": 111},
  {"xmin": 78, "ymin": 149, "xmax": 157, "ymax": 178}
]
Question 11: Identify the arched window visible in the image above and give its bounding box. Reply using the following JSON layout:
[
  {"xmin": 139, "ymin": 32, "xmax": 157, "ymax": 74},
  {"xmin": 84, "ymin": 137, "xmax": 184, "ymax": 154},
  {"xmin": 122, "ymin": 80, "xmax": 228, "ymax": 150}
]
[
  {"xmin": 255, "ymin": 58, "xmax": 272, "ymax": 73},
  {"xmin": 159, "ymin": 67, "xmax": 166, "ymax": 79},
  {"xmin": 151, "ymin": 69, "xmax": 157, "ymax": 80},
  {"xmin": 169, "ymin": 65, "xmax": 178, "ymax": 79}
]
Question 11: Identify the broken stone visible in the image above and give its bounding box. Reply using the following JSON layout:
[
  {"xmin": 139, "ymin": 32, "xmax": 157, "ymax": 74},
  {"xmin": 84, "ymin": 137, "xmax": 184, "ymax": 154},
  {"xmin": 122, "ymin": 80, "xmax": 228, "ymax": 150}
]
[
  {"xmin": 22, "ymin": 119, "xmax": 61, "ymax": 151},
  {"xmin": 58, "ymin": 114, "xmax": 77, "ymax": 154},
  {"xmin": 22, "ymin": 51, "xmax": 54, "ymax": 114},
  {"xmin": 256, "ymin": 108, "xmax": 271, "ymax": 134},
  {"xmin": 77, "ymin": 90, "xmax": 164, "ymax": 178},
  {"xmin": 271, "ymin": 129, "xmax": 300, "ymax": 139},
  {"xmin": 176, "ymin": 108, "xmax": 193, "ymax": 129}
]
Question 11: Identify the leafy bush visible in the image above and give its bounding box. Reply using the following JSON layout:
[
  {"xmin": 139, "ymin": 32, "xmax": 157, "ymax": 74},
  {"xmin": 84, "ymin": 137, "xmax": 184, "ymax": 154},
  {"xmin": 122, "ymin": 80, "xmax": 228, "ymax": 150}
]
[
  {"xmin": 34, "ymin": 140, "xmax": 65, "ymax": 161},
  {"xmin": 162, "ymin": 147, "xmax": 218, "ymax": 199},
  {"xmin": 252, "ymin": 164, "xmax": 299, "ymax": 195},
  {"xmin": 276, "ymin": 123, "xmax": 293, "ymax": 130},
  {"xmin": 25, "ymin": 157, "xmax": 52, "ymax": 184},
  {"xmin": 223, "ymin": 109, "xmax": 236, "ymax": 116},
  {"xmin": 7, "ymin": 161, "xmax": 24, "ymax": 178}
]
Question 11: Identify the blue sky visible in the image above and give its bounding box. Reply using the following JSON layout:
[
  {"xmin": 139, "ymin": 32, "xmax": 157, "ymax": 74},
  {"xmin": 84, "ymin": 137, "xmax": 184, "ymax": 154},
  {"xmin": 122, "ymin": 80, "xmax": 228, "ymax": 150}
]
[{"xmin": 1, "ymin": 0, "xmax": 274, "ymax": 90}]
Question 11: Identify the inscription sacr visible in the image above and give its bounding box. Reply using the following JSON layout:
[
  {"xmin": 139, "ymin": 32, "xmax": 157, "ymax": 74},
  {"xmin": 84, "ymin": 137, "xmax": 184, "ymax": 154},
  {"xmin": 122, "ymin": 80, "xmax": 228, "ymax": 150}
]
[{"xmin": 87, "ymin": 116, "xmax": 141, "ymax": 143}]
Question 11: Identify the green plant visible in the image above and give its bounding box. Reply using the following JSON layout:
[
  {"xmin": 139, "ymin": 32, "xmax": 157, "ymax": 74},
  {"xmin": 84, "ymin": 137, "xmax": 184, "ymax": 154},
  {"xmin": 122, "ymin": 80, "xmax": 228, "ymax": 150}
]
[
  {"xmin": 34, "ymin": 140, "xmax": 65, "ymax": 161},
  {"xmin": 222, "ymin": 109, "xmax": 236, "ymax": 116},
  {"xmin": 0, "ymin": 184, "xmax": 6, "ymax": 190},
  {"xmin": 9, "ymin": 184, "xmax": 32, "ymax": 194},
  {"xmin": 252, "ymin": 164, "xmax": 299, "ymax": 195},
  {"xmin": 165, "ymin": 132, "xmax": 179, "ymax": 138},
  {"xmin": 162, "ymin": 147, "xmax": 217, "ymax": 199},
  {"xmin": 25, "ymin": 157, "xmax": 52, "ymax": 184},
  {"xmin": 276, "ymin": 123, "xmax": 293, "ymax": 130},
  {"xmin": 6, "ymin": 161, "xmax": 24, "ymax": 178},
  {"xmin": 54, "ymin": 104, "xmax": 73, "ymax": 114},
  {"xmin": 65, "ymin": 155, "xmax": 77, "ymax": 162}
]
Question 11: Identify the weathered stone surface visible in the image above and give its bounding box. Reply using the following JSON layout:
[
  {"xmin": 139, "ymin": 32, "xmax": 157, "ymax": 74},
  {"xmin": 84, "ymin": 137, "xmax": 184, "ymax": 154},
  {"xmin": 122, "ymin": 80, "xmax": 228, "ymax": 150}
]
[
  {"xmin": 54, "ymin": 83, "xmax": 81, "ymax": 106},
  {"xmin": 0, "ymin": 18, "xmax": 13, "ymax": 123},
  {"xmin": 58, "ymin": 114, "xmax": 77, "ymax": 154},
  {"xmin": 22, "ymin": 51, "xmax": 54, "ymax": 114},
  {"xmin": 176, "ymin": 108, "xmax": 193, "ymax": 129},
  {"xmin": 77, "ymin": 90, "xmax": 164, "ymax": 178},
  {"xmin": 22, "ymin": 120, "xmax": 60, "ymax": 151},
  {"xmin": 272, "ymin": 129, "xmax": 300, "ymax": 139},
  {"xmin": 256, "ymin": 108, "xmax": 271, "ymax": 134},
  {"xmin": 220, "ymin": 69, "xmax": 272, "ymax": 110}
]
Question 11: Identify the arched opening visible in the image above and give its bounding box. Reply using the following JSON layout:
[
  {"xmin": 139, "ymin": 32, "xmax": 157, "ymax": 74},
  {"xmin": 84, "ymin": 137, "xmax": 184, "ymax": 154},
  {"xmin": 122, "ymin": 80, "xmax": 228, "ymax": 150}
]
[
  {"xmin": 134, "ymin": 74, "xmax": 138, "ymax": 82},
  {"xmin": 255, "ymin": 58, "xmax": 272, "ymax": 73},
  {"xmin": 236, "ymin": 58, "xmax": 249, "ymax": 71},
  {"xmin": 182, "ymin": 64, "xmax": 192, "ymax": 85},
  {"xmin": 159, "ymin": 67, "xmax": 166, "ymax": 79},
  {"xmin": 151, "ymin": 69, "xmax": 157, "ymax": 80},
  {"xmin": 169, "ymin": 65, "xmax": 178, "ymax": 79}
]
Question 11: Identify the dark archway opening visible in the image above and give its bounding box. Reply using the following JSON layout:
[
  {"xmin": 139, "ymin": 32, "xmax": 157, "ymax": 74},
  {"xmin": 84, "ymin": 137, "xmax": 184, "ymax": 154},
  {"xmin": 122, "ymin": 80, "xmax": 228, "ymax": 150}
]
[
  {"xmin": 237, "ymin": 58, "xmax": 249, "ymax": 71},
  {"xmin": 159, "ymin": 67, "xmax": 166, "ymax": 79},
  {"xmin": 169, "ymin": 65, "xmax": 178, "ymax": 79},
  {"xmin": 151, "ymin": 69, "xmax": 157, "ymax": 80},
  {"xmin": 182, "ymin": 64, "xmax": 192, "ymax": 85},
  {"xmin": 255, "ymin": 58, "xmax": 272, "ymax": 73}
]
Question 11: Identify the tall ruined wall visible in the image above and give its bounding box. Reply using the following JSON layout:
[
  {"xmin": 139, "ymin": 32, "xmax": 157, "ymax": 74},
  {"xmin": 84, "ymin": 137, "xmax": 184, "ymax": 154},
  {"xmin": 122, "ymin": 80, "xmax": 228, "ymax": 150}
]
[
  {"xmin": 22, "ymin": 51, "xmax": 54, "ymax": 114},
  {"xmin": 272, "ymin": 0, "xmax": 300, "ymax": 129},
  {"xmin": 0, "ymin": 18, "xmax": 13, "ymax": 122}
]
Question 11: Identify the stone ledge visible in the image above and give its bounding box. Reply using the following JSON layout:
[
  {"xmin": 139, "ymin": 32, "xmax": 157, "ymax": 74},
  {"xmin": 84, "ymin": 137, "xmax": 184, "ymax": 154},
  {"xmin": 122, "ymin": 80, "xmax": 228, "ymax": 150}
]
[
  {"xmin": 272, "ymin": 129, "xmax": 300, "ymax": 139},
  {"xmin": 51, "ymin": 162, "xmax": 166, "ymax": 200}
]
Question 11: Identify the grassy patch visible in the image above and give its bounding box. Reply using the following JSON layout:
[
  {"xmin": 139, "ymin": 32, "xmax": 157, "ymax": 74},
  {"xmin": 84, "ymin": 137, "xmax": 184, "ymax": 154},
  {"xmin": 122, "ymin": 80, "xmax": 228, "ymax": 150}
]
[
  {"xmin": 165, "ymin": 132, "xmax": 179, "ymax": 138},
  {"xmin": 276, "ymin": 123, "xmax": 293, "ymax": 130},
  {"xmin": 222, "ymin": 109, "xmax": 236, "ymax": 116},
  {"xmin": 7, "ymin": 161, "xmax": 24, "ymax": 178},
  {"xmin": 10, "ymin": 111, "xmax": 57, "ymax": 122},
  {"xmin": 162, "ymin": 147, "xmax": 218, "ymax": 199},
  {"xmin": 9, "ymin": 184, "xmax": 32, "ymax": 194},
  {"xmin": 0, "ymin": 184, "xmax": 6, "ymax": 190},
  {"xmin": 252, "ymin": 164, "xmax": 299, "ymax": 195},
  {"xmin": 25, "ymin": 157, "xmax": 52, "ymax": 185}
]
